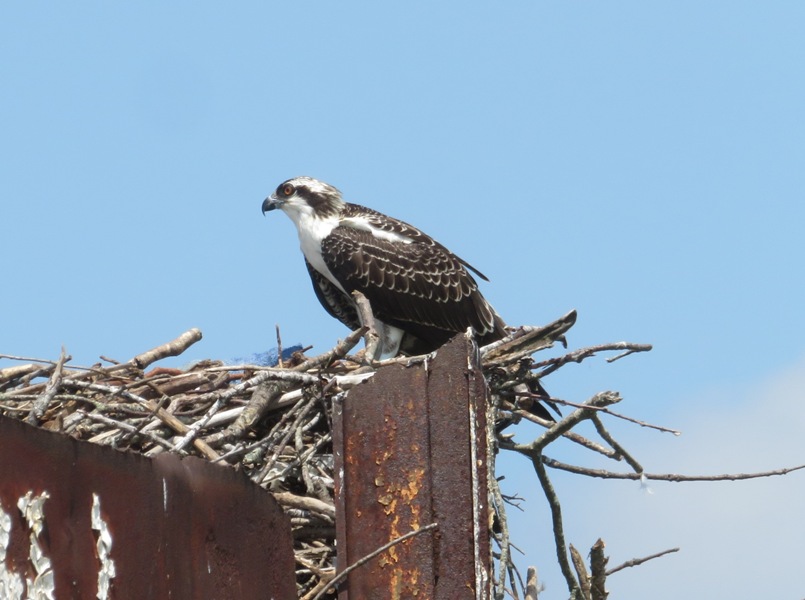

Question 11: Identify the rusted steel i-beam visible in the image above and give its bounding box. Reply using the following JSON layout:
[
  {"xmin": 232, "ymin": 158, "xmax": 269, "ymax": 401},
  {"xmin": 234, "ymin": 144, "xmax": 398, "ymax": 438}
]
[
  {"xmin": 333, "ymin": 333, "xmax": 491, "ymax": 599},
  {"xmin": 0, "ymin": 415, "xmax": 296, "ymax": 600}
]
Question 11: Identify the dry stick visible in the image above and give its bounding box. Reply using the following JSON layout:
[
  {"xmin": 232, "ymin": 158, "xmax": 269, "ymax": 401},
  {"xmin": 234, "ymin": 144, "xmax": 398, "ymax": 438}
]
[
  {"xmin": 351, "ymin": 290, "xmax": 380, "ymax": 361},
  {"xmin": 25, "ymin": 346, "xmax": 69, "ymax": 425},
  {"xmin": 275, "ymin": 323, "xmax": 284, "ymax": 368},
  {"xmin": 590, "ymin": 539, "xmax": 609, "ymax": 600},
  {"xmin": 309, "ymin": 522, "xmax": 439, "ymax": 600},
  {"xmin": 482, "ymin": 310, "xmax": 578, "ymax": 366},
  {"xmin": 0, "ymin": 363, "xmax": 42, "ymax": 384},
  {"xmin": 606, "ymin": 547, "xmax": 679, "ymax": 576},
  {"xmin": 540, "ymin": 456, "xmax": 805, "ymax": 482},
  {"xmin": 272, "ymin": 491, "xmax": 336, "ymax": 521},
  {"xmin": 569, "ymin": 544, "xmax": 591, "ymax": 600},
  {"xmin": 525, "ymin": 567, "xmax": 540, "ymax": 600},
  {"xmin": 519, "ymin": 393, "xmax": 622, "ymax": 600},
  {"xmin": 63, "ymin": 380, "xmax": 219, "ymax": 460},
  {"xmin": 79, "ymin": 411, "xmax": 175, "ymax": 452},
  {"xmin": 130, "ymin": 328, "xmax": 203, "ymax": 369},
  {"xmin": 205, "ymin": 332, "xmax": 366, "ymax": 447},
  {"xmin": 533, "ymin": 452, "xmax": 580, "ymax": 600},
  {"xmin": 531, "ymin": 342, "xmax": 652, "ymax": 379},
  {"xmin": 512, "ymin": 393, "xmax": 681, "ymax": 436},
  {"xmin": 256, "ymin": 393, "xmax": 320, "ymax": 482},
  {"xmin": 489, "ymin": 476, "xmax": 513, "ymax": 600},
  {"xmin": 591, "ymin": 413, "xmax": 644, "ymax": 474},
  {"xmin": 503, "ymin": 404, "xmax": 618, "ymax": 459},
  {"xmin": 7, "ymin": 329, "xmax": 205, "ymax": 396},
  {"xmin": 291, "ymin": 326, "xmax": 367, "ymax": 372},
  {"xmin": 514, "ymin": 392, "xmax": 622, "ymax": 455}
]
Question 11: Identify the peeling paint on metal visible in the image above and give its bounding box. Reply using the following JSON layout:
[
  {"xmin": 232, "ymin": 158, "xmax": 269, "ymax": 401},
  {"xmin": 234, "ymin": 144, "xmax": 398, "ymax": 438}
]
[
  {"xmin": 0, "ymin": 503, "xmax": 24, "ymax": 599},
  {"xmin": 17, "ymin": 491, "xmax": 55, "ymax": 600},
  {"xmin": 91, "ymin": 493, "xmax": 116, "ymax": 600}
]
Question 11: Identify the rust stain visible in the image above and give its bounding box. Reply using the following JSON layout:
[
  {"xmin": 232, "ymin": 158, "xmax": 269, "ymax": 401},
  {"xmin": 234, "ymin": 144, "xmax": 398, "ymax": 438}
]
[
  {"xmin": 0, "ymin": 416, "xmax": 296, "ymax": 600},
  {"xmin": 334, "ymin": 335, "xmax": 491, "ymax": 599}
]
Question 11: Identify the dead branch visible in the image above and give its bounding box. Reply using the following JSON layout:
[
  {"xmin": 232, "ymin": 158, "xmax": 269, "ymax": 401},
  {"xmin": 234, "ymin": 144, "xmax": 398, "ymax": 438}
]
[
  {"xmin": 351, "ymin": 290, "xmax": 380, "ymax": 361},
  {"xmin": 570, "ymin": 544, "xmax": 591, "ymax": 600},
  {"xmin": 606, "ymin": 547, "xmax": 679, "ymax": 576},
  {"xmin": 25, "ymin": 346, "xmax": 69, "ymax": 425},
  {"xmin": 541, "ymin": 456, "xmax": 805, "ymax": 482},
  {"xmin": 590, "ymin": 539, "xmax": 608, "ymax": 600},
  {"xmin": 131, "ymin": 328, "xmax": 203, "ymax": 369},
  {"xmin": 525, "ymin": 567, "xmax": 540, "ymax": 600},
  {"xmin": 533, "ymin": 449, "xmax": 580, "ymax": 599},
  {"xmin": 530, "ymin": 342, "xmax": 652, "ymax": 379},
  {"xmin": 513, "ymin": 392, "xmax": 622, "ymax": 456},
  {"xmin": 309, "ymin": 522, "xmax": 439, "ymax": 600}
]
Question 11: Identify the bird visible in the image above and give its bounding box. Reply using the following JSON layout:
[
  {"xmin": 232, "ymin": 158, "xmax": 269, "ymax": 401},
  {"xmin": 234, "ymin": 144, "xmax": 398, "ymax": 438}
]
[{"xmin": 261, "ymin": 176, "xmax": 508, "ymax": 360}]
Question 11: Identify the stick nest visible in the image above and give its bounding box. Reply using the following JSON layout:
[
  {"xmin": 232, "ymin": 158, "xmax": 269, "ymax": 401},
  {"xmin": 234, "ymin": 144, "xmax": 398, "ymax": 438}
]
[{"xmin": 1, "ymin": 310, "xmax": 656, "ymax": 599}]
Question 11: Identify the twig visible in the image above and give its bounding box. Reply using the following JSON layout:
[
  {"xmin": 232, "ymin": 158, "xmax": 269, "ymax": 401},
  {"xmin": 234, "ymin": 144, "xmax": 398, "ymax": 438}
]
[
  {"xmin": 62, "ymin": 380, "xmax": 219, "ymax": 460},
  {"xmin": 590, "ymin": 539, "xmax": 608, "ymax": 600},
  {"xmin": 569, "ymin": 544, "xmax": 591, "ymax": 600},
  {"xmin": 309, "ymin": 522, "xmax": 439, "ymax": 600},
  {"xmin": 79, "ymin": 411, "xmax": 175, "ymax": 451},
  {"xmin": 272, "ymin": 491, "xmax": 336, "ymax": 521},
  {"xmin": 276, "ymin": 324, "xmax": 284, "ymax": 368},
  {"xmin": 482, "ymin": 310, "xmax": 577, "ymax": 366},
  {"xmin": 290, "ymin": 327, "xmax": 367, "ymax": 372},
  {"xmin": 25, "ymin": 346, "xmax": 69, "ymax": 425},
  {"xmin": 541, "ymin": 457, "xmax": 805, "ymax": 482},
  {"xmin": 513, "ymin": 392, "xmax": 621, "ymax": 455},
  {"xmin": 131, "ymin": 328, "xmax": 203, "ymax": 369},
  {"xmin": 530, "ymin": 342, "xmax": 652, "ymax": 379},
  {"xmin": 591, "ymin": 414, "xmax": 643, "ymax": 474},
  {"xmin": 533, "ymin": 452, "xmax": 580, "ymax": 599},
  {"xmin": 606, "ymin": 547, "xmax": 679, "ymax": 576},
  {"xmin": 525, "ymin": 567, "xmax": 540, "ymax": 600},
  {"xmin": 351, "ymin": 290, "xmax": 380, "ymax": 360}
]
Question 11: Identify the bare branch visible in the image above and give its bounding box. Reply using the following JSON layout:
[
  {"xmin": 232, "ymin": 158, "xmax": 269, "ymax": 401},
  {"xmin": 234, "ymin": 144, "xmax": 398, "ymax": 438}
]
[
  {"xmin": 525, "ymin": 567, "xmax": 540, "ymax": 600},
  {"xmin": 513, "ymin": 392, "xmax": 622, "ymax": 456},
  {"xmin": 131, "ymin": 328, "xmax": 203, "ymax": 369},
  {"xmin": 531, "ymin": 342, "xmax": 652, "ymax": 378},
  {"xmin": 351, "ymin": 290, "xmax": 381, "ymax": 360},
  {"xmin": 541, "ymin": 456, "xmax": 805, "ymax": 482},
  {"xmin": 591, "ymin": 414, "xmax": 644, "ymax": 474},
  {"xmin": 606, "ymin": 547, "xmax": 679, "ymax": 576},
  {"xmin": 309, "ymin": 522, "xmax": 439, "ymax": 600},
  {"xmin": 533, "ymin": 453, "xmax": 580, "ymax": 598},
  {"xmin": 590, "ymin": 539, "xmax": 609, "ymax": 600},
  {"xmin": 570, "ymin": 544, "xmax": 591, "ymax": 600},
  {"xmin": 25, "ymin": 346, "xmax": 69, "ymax": 425}
]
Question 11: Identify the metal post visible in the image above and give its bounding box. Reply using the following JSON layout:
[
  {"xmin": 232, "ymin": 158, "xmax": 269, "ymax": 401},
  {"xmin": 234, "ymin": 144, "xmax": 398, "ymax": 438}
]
[{"xmin": 333, "ymin": 333, "xmax": 491, "ymax": 599}]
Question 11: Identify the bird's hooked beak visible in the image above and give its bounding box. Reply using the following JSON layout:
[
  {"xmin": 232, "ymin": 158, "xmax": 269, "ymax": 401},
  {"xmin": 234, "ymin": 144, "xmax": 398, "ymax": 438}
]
[{"xmin": 261, "ymin": 194, "xmax": 282, "ymax": 215}]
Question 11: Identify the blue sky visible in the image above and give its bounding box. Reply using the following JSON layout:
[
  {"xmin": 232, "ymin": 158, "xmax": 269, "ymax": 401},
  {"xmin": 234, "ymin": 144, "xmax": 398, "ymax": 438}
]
[{"xmin": 2, "ymin": 3, "xmax": 804, "ymax": 598}]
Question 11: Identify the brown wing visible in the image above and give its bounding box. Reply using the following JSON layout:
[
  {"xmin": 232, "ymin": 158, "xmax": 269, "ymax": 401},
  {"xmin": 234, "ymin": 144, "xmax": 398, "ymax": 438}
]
[{"xmin": 320, "ymin": 222, "xmax": 506, "ymax": 351}]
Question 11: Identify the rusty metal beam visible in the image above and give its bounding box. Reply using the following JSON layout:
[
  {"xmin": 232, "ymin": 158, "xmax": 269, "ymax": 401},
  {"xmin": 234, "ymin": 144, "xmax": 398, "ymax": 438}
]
[
  {"xmin": 0, "ymin": 415, "xmax": 296, "ymax": 599},
  {"xmin": 334, "ymin": 333, "xmax": 491, "ymax": 599}
]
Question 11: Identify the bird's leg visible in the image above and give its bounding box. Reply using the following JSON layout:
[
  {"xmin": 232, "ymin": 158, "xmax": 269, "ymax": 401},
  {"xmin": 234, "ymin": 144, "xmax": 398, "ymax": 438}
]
[{"xmin": 351, "ymin": 290, "xmax": 381, "ymax": 363}]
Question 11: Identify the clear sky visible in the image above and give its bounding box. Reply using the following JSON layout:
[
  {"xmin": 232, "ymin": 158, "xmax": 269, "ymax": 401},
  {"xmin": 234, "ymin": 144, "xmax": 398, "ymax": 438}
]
[{"xmin": 2, "ymin": 3, "xmax": 804, "ymax": 598}]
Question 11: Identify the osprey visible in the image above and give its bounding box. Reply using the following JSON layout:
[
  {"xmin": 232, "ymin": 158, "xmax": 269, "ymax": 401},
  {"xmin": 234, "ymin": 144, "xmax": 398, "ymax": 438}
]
[{"xmin": 261, "ymin": 176, "xmax": 507, "ymax": 359}]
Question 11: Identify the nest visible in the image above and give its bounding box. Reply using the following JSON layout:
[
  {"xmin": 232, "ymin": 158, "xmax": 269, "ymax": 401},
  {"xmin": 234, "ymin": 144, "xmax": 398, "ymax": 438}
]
[{"xmin": 2, "ymin": 310, "xmax": 641, "ymax": 599}]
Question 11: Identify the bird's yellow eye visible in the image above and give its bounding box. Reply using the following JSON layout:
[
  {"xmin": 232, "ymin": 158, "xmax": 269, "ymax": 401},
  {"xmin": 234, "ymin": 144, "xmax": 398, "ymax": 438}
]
[{"xmin": 283, "ymin": 184, "xmax": 294, "ymax": 196}]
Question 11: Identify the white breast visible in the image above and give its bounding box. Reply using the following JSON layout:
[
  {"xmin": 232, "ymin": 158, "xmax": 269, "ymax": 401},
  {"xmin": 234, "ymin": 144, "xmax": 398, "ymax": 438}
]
[{"xmin": 282, "ymin": 204, "xmax": 346, "ymax": 293}]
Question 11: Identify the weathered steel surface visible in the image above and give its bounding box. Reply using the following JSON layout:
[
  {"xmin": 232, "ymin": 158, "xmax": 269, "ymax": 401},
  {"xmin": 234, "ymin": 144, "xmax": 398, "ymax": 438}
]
[
  {"xmin": 334, "ymin": 333, "xmax": 491, "ymax": 599},
  {"xmin": 0, "ymin": 415, "xmax": 296, "ymax": 599}
]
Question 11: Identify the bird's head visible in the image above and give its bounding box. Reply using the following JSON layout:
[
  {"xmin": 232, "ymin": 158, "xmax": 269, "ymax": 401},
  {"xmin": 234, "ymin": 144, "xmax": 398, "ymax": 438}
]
[{"xmin": 262, "ymin": 176, "xmax": 344, "ymax": 221}]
